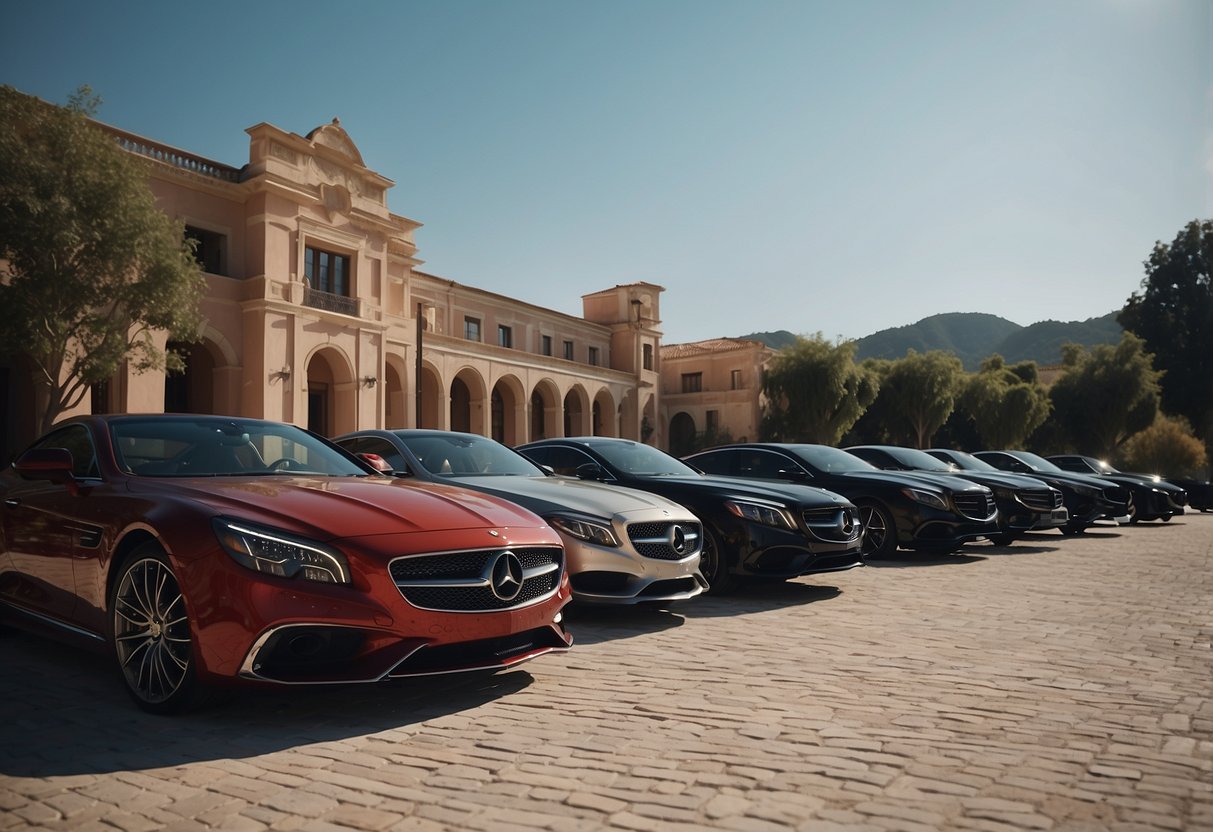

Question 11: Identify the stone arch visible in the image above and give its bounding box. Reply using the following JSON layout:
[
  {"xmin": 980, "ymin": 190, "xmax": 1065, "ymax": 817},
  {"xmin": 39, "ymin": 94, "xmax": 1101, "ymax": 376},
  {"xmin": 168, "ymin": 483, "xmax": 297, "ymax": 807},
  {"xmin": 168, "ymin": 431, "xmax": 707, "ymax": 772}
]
[
  {"xmin": 668, "ymin": 411, "xmax": 697, "ymax": 457},
  {"xmin": 591, "ymin": 388, "xmax": 617, "ymax": 437},
  {"xmin": 165, "ymin": 337, "xmax": 230, "ymax": 415},
  {"xmin": 563, "ymin": 384, "xmax": 590, "ymax": 437},
  {"xmin": 418, "ymin": 361, "xmax": 443, "ymax": 429},
  {"xmin": 384, "ymin": 352, "xmax": 409, "ymax": 429},
  {"xmin": 451, "ymin": 367, "xmax": 488, "ymax": 435},
  {"xmin": 304, "ymin": 345, "xmax": 356, "ymax": 437},
  {"xmin": 490, "ymin": 374, "xmax": 526, "ymax": 445},
  {"xmin": 530, "ymin": 378, "xmax": 560, "ymax": 442}
]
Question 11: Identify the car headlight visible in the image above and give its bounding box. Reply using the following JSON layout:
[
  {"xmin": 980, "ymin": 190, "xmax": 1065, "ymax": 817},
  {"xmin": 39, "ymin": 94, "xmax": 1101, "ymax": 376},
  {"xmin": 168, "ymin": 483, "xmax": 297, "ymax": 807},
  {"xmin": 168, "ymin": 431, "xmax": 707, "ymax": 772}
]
[
  {"xmin": 212, "ymin": 518, "xmax": 351, "ymax": 584},
  {"xmin": 900, "ymin": 487, "xmax": 949, "ymax": 511},
  {"xmin": 547, "ymin": 515, "xmax": 621, "ymax": 547},
  {"xmin": 725, "ymin": 500, "xmax": 797, "ymax": 530}
]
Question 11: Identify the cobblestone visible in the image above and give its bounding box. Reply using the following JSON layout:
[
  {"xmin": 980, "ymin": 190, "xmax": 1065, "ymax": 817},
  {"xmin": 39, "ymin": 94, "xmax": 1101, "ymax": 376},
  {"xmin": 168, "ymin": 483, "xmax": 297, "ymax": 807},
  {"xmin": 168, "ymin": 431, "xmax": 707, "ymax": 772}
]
[{"xmin": 1, "ymin": 515, "xmax": 1210, "ymax": 830}]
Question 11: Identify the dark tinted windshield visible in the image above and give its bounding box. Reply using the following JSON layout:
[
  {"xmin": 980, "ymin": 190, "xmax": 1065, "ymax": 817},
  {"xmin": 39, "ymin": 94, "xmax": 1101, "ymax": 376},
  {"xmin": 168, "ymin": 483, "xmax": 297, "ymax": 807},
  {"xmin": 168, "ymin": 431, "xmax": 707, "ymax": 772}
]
[
  {"xmin": 111, "ymin": 417, "xmax": 368, "ymax": 477},
  {"xmin": 883, "ymin": 447, "xmax": 955, "ymax": 472},
  {"xmin": 790, "ymin": 445, "xmax": 877, "ymax": 473},
  {"xmin": 1012, "ymin": 451, "xmax": 1064, "ymax": 473},
  {"xmin": 398, "ymin": 433, "xmax": 542, "ymax": 477},
  {"xmin": 590, "ymin": 440, "xmax": 698, "ymax": 476},
  {"xmin": 934, "ymin": 450, "xmax": 999, "ymax": 473}
]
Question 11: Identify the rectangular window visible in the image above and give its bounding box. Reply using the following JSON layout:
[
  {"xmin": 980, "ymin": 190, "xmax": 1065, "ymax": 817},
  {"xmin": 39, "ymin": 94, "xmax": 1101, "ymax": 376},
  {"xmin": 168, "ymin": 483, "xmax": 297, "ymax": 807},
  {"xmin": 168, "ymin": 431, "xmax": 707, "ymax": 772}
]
[
  {"xmin": 731, "ymin": 369, "xmax": 742, "ymax": 390},
  {"xmin": 541, "ymin": 335, "xmax": 552, "ymax": 356},
  {"xmin": 305, "ymin": 246, "xmax": 350, "ymax": 296},
  {"xmin": 681, "ymin": 372, "xmax": 703, "ymax": 393},
  {"xmin": 706, "ymin": 410, "xmax": 720, "ymax": 433},
  {"xmin": 185, "ymin": 226, "xmax": 227, "ymax": 276},
  {"xmin": 498, "ymin": 325, "xmax": 513, "ymax": 348},
  {"xmin": 643, "ymin": 343, "xmax": 654, "ymax": 371},
  {"xmin": 563, "ymin": 340, "xmax": 574, "ymax": 361},
  {"xmin": 464, "ymin": 317, "xmax": 481, "ymax": 341},
  {"xmin": 588, "ymin": 347, "xmax": 599, "ymax": 366}
]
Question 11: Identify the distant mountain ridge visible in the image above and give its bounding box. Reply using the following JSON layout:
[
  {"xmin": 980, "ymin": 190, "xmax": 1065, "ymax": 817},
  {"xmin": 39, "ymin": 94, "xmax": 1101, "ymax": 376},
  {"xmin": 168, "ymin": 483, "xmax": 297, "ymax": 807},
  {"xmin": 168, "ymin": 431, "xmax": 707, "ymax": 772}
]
[{"xmin": 741, "ymin": 311, "xmax": 1123, "ymax": 369}]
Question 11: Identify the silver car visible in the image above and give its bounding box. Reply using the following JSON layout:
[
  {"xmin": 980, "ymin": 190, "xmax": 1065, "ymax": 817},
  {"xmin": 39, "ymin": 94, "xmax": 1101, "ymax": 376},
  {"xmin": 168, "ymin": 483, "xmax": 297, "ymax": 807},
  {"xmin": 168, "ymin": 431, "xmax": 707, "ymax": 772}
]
[{"xmin": 334, "ymin": 430, "xmax": 707, "ymax": 605}]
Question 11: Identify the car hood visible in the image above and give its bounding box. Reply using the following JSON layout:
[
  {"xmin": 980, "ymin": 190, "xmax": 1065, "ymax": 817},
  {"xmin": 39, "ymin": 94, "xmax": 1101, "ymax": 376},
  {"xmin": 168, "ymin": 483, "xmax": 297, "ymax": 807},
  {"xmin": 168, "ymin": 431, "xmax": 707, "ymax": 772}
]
[
  {"xmin": 831, "ymin": 469, "xmax": 987, "ymax": 493},
  {"xmin": 1012, "ymin": 470, "xmax": 1119, "ymax": 492},
  {"xmin": 650, "ymin": 475, "xmax": 853, "ymax": 508},
  {"xmin": 1100, "ymin": 472, "xmax": 1185, "ymax": 494},
  {"xmin": 441, "ymin": 475, "xmax": 695, "ymax": 520},
  {"xmin": 923, "ymin": 469, "xmax": 1053, "ymax": 492},
  {"xmin": 126, "ymin": 475, "xmax": 548, "ymax": 540}
]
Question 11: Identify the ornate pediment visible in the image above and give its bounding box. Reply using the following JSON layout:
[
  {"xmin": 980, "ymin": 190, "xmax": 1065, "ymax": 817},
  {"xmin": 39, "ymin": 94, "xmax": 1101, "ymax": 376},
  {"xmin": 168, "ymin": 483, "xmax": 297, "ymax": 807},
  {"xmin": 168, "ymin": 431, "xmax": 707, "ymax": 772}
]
[{"xmin": 306, "ymin": 118, "xmax": 365, "ymax": 166}]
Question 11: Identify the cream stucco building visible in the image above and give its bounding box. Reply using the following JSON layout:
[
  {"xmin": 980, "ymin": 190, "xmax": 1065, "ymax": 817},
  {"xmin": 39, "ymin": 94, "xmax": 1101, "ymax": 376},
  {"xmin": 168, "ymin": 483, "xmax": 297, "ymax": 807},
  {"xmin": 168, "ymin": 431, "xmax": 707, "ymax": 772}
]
[{"xmin": 1, "ymin": 115, "xmax": 673, "ymax": 461}]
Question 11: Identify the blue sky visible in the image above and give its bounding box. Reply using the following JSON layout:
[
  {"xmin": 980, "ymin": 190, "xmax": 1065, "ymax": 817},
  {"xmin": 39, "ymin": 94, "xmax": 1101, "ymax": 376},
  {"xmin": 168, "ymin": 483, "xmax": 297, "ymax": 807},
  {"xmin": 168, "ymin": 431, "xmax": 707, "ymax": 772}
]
[{"xmin": 4, "ymin": 1, "xmax": 1209, "ymax": 344}]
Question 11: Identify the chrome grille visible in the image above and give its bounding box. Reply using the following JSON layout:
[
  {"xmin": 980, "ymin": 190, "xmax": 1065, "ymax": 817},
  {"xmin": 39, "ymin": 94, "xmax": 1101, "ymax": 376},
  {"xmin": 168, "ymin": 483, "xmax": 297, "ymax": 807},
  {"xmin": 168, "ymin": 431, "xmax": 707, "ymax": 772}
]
[
  {"xmin": 1018, "ymin": 488, "xmax": 1062, "ymax": 512},
  {"xmin": 953, "ymin": 491, "xmax": 997, "ymax": 520},
  {"xmin": 626, "ymin": 521, "xmax": 702, "ymax": 561},
  {"xmin": 801, "ymin": 507, "xmax": 863, "ymax": 543},
  {"xmin": 390, "ymin": 547, "xmax": 563, "ymax": 612}
]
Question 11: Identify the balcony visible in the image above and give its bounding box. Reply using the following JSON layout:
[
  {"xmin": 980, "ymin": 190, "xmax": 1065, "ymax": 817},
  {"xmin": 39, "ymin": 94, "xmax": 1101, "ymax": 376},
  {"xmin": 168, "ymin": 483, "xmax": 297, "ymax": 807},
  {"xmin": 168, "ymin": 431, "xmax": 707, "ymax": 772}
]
[
  {"xmin": 304, "ymin": 287, "xmax": 359, "ymax": 317},
  {"xmin": 108, "ymin": 126, "xmax": 243, "ymax": 183}
]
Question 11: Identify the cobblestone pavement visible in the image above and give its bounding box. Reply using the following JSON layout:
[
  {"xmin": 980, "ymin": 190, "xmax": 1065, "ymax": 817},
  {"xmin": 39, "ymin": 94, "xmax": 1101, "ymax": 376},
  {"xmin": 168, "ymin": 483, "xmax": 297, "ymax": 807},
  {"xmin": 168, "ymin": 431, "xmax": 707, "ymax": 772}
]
[{"xmin": 1, "ymin": 514, "xmax": 1210, "ymax": 832}]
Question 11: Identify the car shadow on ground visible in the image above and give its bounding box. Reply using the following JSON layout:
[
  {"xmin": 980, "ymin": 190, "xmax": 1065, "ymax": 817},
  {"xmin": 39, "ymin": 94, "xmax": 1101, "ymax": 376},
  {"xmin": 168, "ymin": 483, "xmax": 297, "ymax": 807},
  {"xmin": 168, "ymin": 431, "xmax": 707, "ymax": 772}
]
[
  {"xmin": 0, "ymin": 628, "xmax": 545, "ymax": 778},
  {"xmin": 560, "ymin": 602, "xmax": 687, "ymax": 645},
  {"xmin": 676, "ymin": 581, "xmax": 844, "ymax": 619},
  {"xmin": 861, "ymin": 552, "xmax": 987, "ymax": 568}
]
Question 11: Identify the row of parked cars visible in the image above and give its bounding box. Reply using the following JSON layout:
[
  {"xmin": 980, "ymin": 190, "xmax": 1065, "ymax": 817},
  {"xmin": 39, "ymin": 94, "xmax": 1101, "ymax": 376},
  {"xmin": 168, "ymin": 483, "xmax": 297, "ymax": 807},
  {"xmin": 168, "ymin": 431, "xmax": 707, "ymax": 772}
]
[{"xmin": 0, "ymin": 414, "xmax": 1207, "ymax": 713}]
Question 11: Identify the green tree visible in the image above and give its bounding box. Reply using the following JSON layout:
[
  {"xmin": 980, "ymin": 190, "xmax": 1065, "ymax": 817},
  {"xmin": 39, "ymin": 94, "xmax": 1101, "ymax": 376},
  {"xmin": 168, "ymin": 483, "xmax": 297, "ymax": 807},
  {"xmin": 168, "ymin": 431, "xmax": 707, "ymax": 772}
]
[
  {"xmin": 860, "ymin": 350, "xmax": 963, "ymax": 448},
  {"xmin": 0, "ymin": 86, "xmax": 205, "ymax": 433},
  {"xmin": 760, "ymin": 334, "xmax": 879, "ymax": 444},
  {"xmin": 1117, "ymin": 414, "xmax": 1208, "ymax": 478},
  {"xmin": 958, "ymin": 355, "xmax": 1051, "ymax": 449},
  {"xmin": 1048, "ymin": 334, "xmax": 1160, "ymax": 457},
  {"xmin": 1119, "ymin": 219, "xmax": 1213, "ymax": 446}
]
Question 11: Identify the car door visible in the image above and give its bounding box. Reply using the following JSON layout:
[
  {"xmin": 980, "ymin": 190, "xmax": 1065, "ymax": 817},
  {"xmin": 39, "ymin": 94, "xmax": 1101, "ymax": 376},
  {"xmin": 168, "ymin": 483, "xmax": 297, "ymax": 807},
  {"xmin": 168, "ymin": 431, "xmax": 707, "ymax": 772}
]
[{"xmin": 0, "ymin": 425, "xmax": 102, "ymax": 624}]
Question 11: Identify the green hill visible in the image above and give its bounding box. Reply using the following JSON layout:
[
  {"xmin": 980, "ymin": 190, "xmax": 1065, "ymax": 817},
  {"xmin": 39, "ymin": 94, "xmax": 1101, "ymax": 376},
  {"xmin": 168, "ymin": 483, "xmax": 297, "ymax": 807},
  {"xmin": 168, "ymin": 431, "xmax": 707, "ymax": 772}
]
[{"xmin": 741, "ymin": 311, "xmax": 1123, "ymax": 369}]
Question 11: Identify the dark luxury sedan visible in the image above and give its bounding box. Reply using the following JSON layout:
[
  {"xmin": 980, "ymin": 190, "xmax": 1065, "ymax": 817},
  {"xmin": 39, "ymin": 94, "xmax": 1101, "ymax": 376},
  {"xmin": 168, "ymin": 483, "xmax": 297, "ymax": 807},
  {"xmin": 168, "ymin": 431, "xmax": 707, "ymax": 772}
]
[
  {"xmin": 334, "ymin": 430, "xmax": 707, "ymax": 605},
  {"xmin": 969, "ymin": 450, "xmax": 1131, "ymax": 533},
  {"xmin": 515, "ymin": 437, "xmax": 864, "ymax": 592},
  {"xmin": 0, "ymin": 415, "xmax": 573, "ymax": 712},
  {"xmin": 846, "ymin": 445, "xmax": 1067, "ymax": 545},
  {"xmin": 682, "ymin": 443, "xmax": 999, "ymax": 558},
  {"xmin": 1046, "ymin": 454, "xmax": 1187, "ymax": 522}
]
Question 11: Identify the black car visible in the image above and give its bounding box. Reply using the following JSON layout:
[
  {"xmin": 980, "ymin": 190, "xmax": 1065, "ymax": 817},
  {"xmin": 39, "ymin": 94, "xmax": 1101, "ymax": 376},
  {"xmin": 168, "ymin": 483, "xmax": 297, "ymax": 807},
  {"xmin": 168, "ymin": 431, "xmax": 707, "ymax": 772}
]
[
  {"xmin": 681, "ymin": 443, "xmax": 999, "ymax": 558},
  {"xmin": 515, "ymin": 437, "xmax": 863, "ymax": 592},
  {"xmin": 1046, "ymin": 454, "xmax": 1187, "ymax": 523},
  {"xmin": 846, "ymin": 445, "xmax": 1067, "ymax": 545},
  {"xmin": 968, "ymin": 450, "xmax": 1131, "ymax": 533},
  {"xmin": 1169, "ymin": 477, "xmax": 1212, "ymax": 512}
]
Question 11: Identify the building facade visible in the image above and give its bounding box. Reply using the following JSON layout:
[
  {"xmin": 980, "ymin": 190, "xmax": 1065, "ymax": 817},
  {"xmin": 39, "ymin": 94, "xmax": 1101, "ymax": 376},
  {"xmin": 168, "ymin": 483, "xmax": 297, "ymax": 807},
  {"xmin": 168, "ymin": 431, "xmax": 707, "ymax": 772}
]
[
  {"xmin": 0, "ymin": 114, "xmax": 667, "ymax": 461},
  {"xmin": 659, "ymin": 338, "xmax": 773, "ymax": 456}
]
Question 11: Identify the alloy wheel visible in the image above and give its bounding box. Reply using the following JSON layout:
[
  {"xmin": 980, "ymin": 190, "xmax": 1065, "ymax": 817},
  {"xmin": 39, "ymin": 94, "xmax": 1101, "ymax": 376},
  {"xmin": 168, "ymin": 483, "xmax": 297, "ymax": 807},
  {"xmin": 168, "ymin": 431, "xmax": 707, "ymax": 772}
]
[{"xmin": 112, "ymin": 555, "xmax": 193, "ymax": 707}]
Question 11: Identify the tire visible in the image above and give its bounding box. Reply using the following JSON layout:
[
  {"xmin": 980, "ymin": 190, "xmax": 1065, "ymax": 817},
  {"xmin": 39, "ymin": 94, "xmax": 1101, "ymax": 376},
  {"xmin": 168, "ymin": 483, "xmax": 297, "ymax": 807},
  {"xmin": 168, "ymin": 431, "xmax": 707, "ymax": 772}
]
[
  {"xmin": 1060, "ymin": 523, "xmax": 1086, "ymax": 535},
  {"xmin": 989, "ymin": 532, "xmax": 1015, "ymax": 547},
  {"xmin": 109, "ymin": 542, "xmax": 203, "ymax": 714},
  {"xmin": 857, "ymin": 501, "xmax": 896, "ymax": 559},
  {"xmin": 1161, "ymin": 513, "xmax": 1172, "ymax": 522},
  {"xmin": 697, "ymin": 526, "xmax": 735, "ymax": 594},
  {"xmin": 1126, "ymin": 494, "xmax": 1138, "ymax": 524}
]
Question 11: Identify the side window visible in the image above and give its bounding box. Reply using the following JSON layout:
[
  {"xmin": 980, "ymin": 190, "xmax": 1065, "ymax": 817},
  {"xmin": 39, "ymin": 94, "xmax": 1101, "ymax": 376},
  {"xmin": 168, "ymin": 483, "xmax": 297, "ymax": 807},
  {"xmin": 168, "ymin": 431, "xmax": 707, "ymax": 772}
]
[
  {"xmin": 740, "ymin": 451, "xmax": 795, "ymax": 479},
  {"xmin": 690, "ymin": 451, "xmax": 732, "ymax": 476},
  {"xmin": 35, "ymin": 425, "xmax": 99, "ymax": 479}
]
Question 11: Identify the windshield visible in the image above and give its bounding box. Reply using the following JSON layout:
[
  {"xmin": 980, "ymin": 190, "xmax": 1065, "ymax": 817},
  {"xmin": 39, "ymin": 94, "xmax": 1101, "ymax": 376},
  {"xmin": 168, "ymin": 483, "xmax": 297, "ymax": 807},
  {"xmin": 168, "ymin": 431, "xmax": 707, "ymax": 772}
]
[
  {"xmin": 791, "ymin": 445, "xmax": 877, "ymax": 473},
  {"xmin": 590, "ymin": 440, "xmax": 699, "ymax": 476},
  {"xmin": 1011, "ymin": 451, "xmax": 1064, "ymax": 473},
  {"xmin": 937, "ymin": 450, "xmax": 999, "ymax": 473},
  {"xmin": 884, "ymin": 447, "xmax": 955, "ymax": 472},
  {"xmin": 112, "ymin": 417, "xmax": 370, "ymax": 477},
  {"xmin": 399, "ymin": 433, "xmax": 543, "ymax": 477}
]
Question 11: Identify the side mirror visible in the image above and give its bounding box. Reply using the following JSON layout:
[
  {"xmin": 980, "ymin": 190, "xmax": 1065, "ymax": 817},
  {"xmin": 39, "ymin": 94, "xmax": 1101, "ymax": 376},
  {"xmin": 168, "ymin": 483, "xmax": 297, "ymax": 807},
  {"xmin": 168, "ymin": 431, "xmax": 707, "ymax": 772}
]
[
  {"xmin": 358, "ymin": 453, "xmax": 396, "ymax": 474},
  {"xmin": 575, "ymin": 462, "xmax": 606, "ymax": 481},
  {"xmin": 14, "ymin": 448, "xmax": 80, "ymax": 494}
]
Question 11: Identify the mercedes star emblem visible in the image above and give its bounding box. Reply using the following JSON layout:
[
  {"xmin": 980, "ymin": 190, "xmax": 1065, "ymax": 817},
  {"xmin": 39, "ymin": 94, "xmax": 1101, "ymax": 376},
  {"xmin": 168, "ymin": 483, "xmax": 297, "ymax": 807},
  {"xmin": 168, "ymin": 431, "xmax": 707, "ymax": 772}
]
[{"xmin": 489, "ymin": 551, "xmax": 525, "ymax": 601}]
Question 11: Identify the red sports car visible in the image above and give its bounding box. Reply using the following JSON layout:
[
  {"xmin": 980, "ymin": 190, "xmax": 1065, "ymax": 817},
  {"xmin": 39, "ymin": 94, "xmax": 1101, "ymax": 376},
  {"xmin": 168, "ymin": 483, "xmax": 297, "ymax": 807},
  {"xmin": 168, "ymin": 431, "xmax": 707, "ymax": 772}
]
[{"xmin": 0, "ymin": 414, "xmax": 572, "ymax": 712}]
